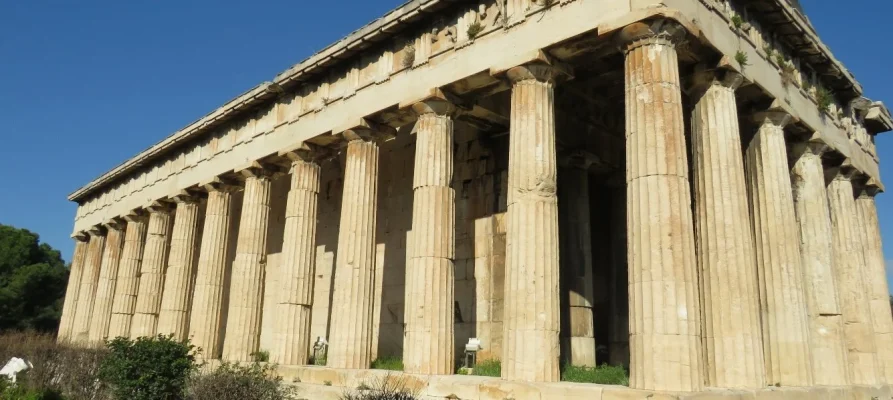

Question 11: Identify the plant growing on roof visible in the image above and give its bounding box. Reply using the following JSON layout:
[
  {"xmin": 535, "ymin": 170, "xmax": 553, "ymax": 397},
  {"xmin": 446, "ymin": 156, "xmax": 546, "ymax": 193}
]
[
  {"xmin": 735, "ymin": 50, "xmax": 749, "ymax": 67},
  {"xmin": 467, "ymin": 21, "xmax": 484, "ymax": 40}
]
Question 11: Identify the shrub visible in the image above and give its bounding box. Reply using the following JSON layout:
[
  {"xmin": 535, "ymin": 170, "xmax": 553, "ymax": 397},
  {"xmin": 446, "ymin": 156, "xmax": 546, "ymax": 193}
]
[
  {"xmin": 470, "ymin": 359, "xmax": 500, "ymax": 377},
  {"xmin": 99, "ymin": 335, "xmax": 197, "ymax": 400},
  {"xmin": 466, "ymin": 21, "xmax": 484, "ymax": 40},
  {"xmin": 561, "ymin": 363, "xmax": 629, "ymax": 386},
  {"xmin": 816, "ymin": 87, "xmax": 833, "ymax": 114},
  {"xmin": 188, "ymin": 362, "xmax": 296, "ymax": 400},
  {"xmin": 251, "ymin": 350, "xmax": 270, "ymax": 363},
  {"xmin": 735, "ymin": 50, "xmax": 748, "ymax": 67},
  {"xmin": 370, "ymin": 356, "xmax": 403, "ymax": 371},
  {"xmin": 340, "ymin": 374, "xmax": 418, "ymax": 400},
  {"xmin": 0, "ymin": 332, "xmax": 108, "ymax": 400}
]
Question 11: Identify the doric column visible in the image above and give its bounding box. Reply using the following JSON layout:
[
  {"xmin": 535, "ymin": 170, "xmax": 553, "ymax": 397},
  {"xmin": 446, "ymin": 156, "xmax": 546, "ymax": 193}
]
[
  {"xmin": 71, "ymin": 227, "xmax": 107, "ymax": 344},
  {"xmin": 690, "ymin": 67, "xmax": 765, "ymax": 388},
  {"xmin": 108, "ymin": 214, "xmax": 148, "ymax": 339},
  {"xmin": 403, "ymin": 96, "xmax": 456, "ymax": 375},
  {"xmin": 189, "ymin": 183, "xmax": 235, "ymax": 360},
  {"xmin": 275, "ymin": 150, "xmax": 321, "ymax": 365},
  {"xmin": 58, "ymin": 235, "xmax": 89, "ymax": 343},
  {"xmin": 88, "ymin": 221, "xmax": 126, "ymax": 345},
  {"xmin": 131, "ymin": 204, "xmax": 173, "ymax": 338},
  {"xmin": 558, "ymin": 163, "xmax": 596, "ymax": 367},
  {"xmin": 620, "ymin": 21, "xmax": 703, "ymax": 391},
  {"xmin": 607, "ymin": 184, "xmax": 629, "ymax": 367},
  {"xmin": 790, "ymin": 142, "xmax": 848, "ymax": 385},
  {"xmin": 855, "ymin": 185, "xmax": 893, "ymax": 383},
  {"xmin": 157, "ymin": 195, "xmax": 202, "ymax": 341},
  {"xmin": 745, "ymin": 107, "xmax": 813, "ymax": 386},
  {"xmin": 501, "ymin": 62, "xmax": 564, "ymax": 383},
  {"xmin": 222, "ymin": 167, "xmax": 275, "ymax": 362},
  {"xmin": 829, "ymin": 168, "xmax": 881, "ymax": 384}
]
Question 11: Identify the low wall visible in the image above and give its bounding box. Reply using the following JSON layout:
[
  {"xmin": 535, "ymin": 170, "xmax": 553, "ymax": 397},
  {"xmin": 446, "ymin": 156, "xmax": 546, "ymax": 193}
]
[{"xmin": 273, "ymin": 365, "xmax": 893, "ymax": 400}]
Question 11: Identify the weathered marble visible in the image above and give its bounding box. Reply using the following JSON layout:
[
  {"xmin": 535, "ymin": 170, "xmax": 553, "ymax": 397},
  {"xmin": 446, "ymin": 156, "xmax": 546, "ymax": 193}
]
[
  {"xmin": 131, "ymin": 206, "xmax": 173, "ymax": 338},
  {"xmin": 690, "ymin": 69, "xmax": 764, "ymax": 389},
  {"xmin": 328, "ymin": 140, "xmax": 379, "ymax": 369},
  {"xmin": 157, "ymin": 197, "xmax": 202, "ymax": 341},
  {"xmin": 88, "ymin": 222, "xmax": 125, "ymax": 345},
  {"xmin": 108, "ymin": 215, "xmax": 148, "ymax": 339},
  {"xmin": 72, "ymin": 229, "xmax": 107, "ymax": 344},
  {"xmin": 58, "ymin": 237, "xmax": 89, "ymax": 343}
]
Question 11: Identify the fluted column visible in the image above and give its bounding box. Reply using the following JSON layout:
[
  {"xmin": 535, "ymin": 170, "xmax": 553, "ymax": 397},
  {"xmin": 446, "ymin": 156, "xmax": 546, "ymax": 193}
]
[
  {"xmin": 88, "ymin": 221, "xmax": 126, "ymax": 345},
  {"xmin": 108, "ymin": 214, "xmax": 148, "ymax": 339},
  {"xmin": 58, "ymin": 236, "xmax": 89, "ymax": 343},
  {"xmin": 558, "ymin": 165, "xmax": 596, "ymax": 367},
  {"xmin": 72, "ymin": 228, "xmax": 107, "ymax": 344},
  {"xmin": 131, "ymin": 205, "xmax": 173, "ymax": 338},
  {"xmin": 189, "ymin": 185, "xmax": 234, "ymax": 360},
  {"xmin": 275, "ymin": 157, "xmax": 321, "ymax": 365},
  {"xmin": 158, "ymin": 196, "xmax": 202, "ymax": 341},
  {"xmin": 690, "ymin": 68, "xmax": 764, "ymax": 388},
  {"xmin": 830, "ymin": 169, "xmax": 881, "ymax": 384},
  {"xmin": 403, "ymin": 97, "xmax": 456, "ymax": 375},
  {"xmin": 790, "ymin": 142, "xmax": 848, "ymax": 385},
  {"xmin": 856, "ymin": 186, "xmax": 893, "ymax": 383},
  {"xmin": 501, "ymin": 63, "xmax": 562, "ymax": 383},
  {"xmin": 223, "ymin": 170, "xmax": 274, "ymax": 362},
  {"xmin": 620, "ymin": 22, "xmax": 703, "ymax": 392},
  {"xmin": 328, "ymin": 139, "xmax": 379, "ymax": 369},
  {"xmin": 745, "ymin": 109, "xmax": 812, "ymax": 386}
]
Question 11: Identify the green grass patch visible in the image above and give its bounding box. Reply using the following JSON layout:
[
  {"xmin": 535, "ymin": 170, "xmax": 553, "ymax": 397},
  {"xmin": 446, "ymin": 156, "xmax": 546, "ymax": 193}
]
[
  {"xmin": 370, "ymin": 356, "xmax": 404, "ymax": 371},
  {"xmin": 470, "ymin": 359, "xmax": 501, "ymax": 377},
  {"xmin": 561, "ymin": 363, "xmax": 629, "ymax": 386}
]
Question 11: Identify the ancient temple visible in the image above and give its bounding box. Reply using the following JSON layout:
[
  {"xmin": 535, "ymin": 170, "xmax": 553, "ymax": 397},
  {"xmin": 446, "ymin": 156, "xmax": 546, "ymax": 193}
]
[{"xmin": 58, "ymin": 0, "xmax": 893, "ymax": 398}]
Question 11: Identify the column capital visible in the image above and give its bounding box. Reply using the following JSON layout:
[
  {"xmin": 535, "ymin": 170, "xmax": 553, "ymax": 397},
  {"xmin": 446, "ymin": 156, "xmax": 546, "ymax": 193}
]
[
  {"xmin": 689, "ymin": 58, "xmax": 747, "ymax": 95},
  {"xmin": 102, "ymin": 217, "xmax": 126, "ymax": 231},
  {"xmin": 123, "ymin": 209, "xmax": 147, "ymax": 224},
  {"xmin": 826, "ymin": 162, "xmax": 859, "ymax": 183},
  {"xmin": 409, "ymin": 89, "xmax": 458, "ymax": 117},
  {"xmin": 199, "ymin": 176, "xmax": 241, "ymax": 193},
  {"xmin": 506, "ymin": 62, "xmax": 572, "ymax": 84},
  {"xmin": 278, "ymin": 142, "xmax": 329, "ymax": 164},
  {"xmin": 753, "ymin": 101, "xmax": 796, "ymax": 128},
  {"xmin": 617, "ymin": 18, "xmax": 688, "ymax": 51},
  {"xmin": 72, "ymin": 231, "xmax": 90, "ymax": 242},
  {"xmin": 559, "ymin": 150, "xmax": 601, "ymax": 170},
  {"xmin": 334, "ymin": 118, "xmax": 396, "ymax": 143},
  {"xmin": 87, "ymin": 225, "xmax": 107, "ymax": 237},
  {"xmin": 234, "ymin": 160, "xmax": 286, "ymax": 180},
  {"xmin": 145, "ymin": 200, "xmax": 175, "ymax": 214},
  {"xmin": 854, "ymin": 176, "xmax": 883, "ymax": 198},
  {"xmin": 790, "ymin": 136, "xmax": 829, "ymax": 160}
]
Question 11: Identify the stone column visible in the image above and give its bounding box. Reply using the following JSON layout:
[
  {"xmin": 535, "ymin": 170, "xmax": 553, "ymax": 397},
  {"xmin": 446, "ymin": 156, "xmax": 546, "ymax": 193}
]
[
  {"xmin": 72, "ymin": 227, "xmax": 107, "ymax": 344},
  {"xmin": 690, "ymin": 68, "xmax": 765, "ymax": 388},
  {"xmin": 830, "ymin": 168, "xmax": 881, "ymax": 384},
  {"xmin": 745, "ymin": 108, "xmax": 812, "ymax": 386},
  {"xmin": 58, "ymin": 235, "xmax": 89, "ymax": 343},
  {"xmin": 790, "ymin": 142, "xmax": 848, "ymax": 385},
  {"xmin": 157, "ymin": 196, "xmax": 202, "ymax": 341},
  {"xmin": 558, "ymin": 164, "xmax": 596, "ymax": 367},
  {"xmin": 403, "ymin": 97, "xmax": 456, "ymax": 375},
  {"xmin": 189, "ymin": 184, "xmax": 234, "ymax": 360},
  {"xmin": 855, "ymin": 185, "xmax": 893, "ymax": 383},
  {"xmin": 108, "ymin": 214, "xmax": 148, "ymax": 339},
  {"xmin": 275, "ymin": 155, "xmax": 321, "ymax": 365},
  {"xmin": 620, "ymin": 21, "xmax": 703, "ymax": 392},
  {"xmin": 502, "ymin": 63, "xmax": 562, "ymax": 383},
  {"xmin": 88, "ymin": 221, "xmax": 126, "ymax": 345},
  {"xmin": 607, "ymin": 184, "xmax": 629, "ymax": 367},
  {"xmin": 131, "ymin": 205, "xmax": 173, "ymax": 338},
  {"xmin": 223, "ymin": 169, "xmax": 274, "ymax": 362},
  {"xmin": 328, "ymin": 138, "xmax": 379, "ymax": 369}
]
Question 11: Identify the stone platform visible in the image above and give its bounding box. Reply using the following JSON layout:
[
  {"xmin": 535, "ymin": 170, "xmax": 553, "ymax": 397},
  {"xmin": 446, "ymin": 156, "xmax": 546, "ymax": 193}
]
[{"xmin": 273, "ymin": 365, "xmax": 893, "ymax": 400}]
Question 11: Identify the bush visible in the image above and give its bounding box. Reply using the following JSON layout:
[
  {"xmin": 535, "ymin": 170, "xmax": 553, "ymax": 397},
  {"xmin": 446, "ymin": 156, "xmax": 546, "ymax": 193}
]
[
  {"xmin": 470, "ymin": 359, "xmax": 500, "ymax": 377},
  {"xmin": 0, "ymin": 331, "xmax": 108, "ymax": 400},
  {"xmin": 369, "ymin": 356, "xmax": 403, "ymax": 371},
  {"xmin": 188, "ymin": 362, "xmax": 296, "ymax": 400},
  {"xmin": 99, "ymin": 335, "xmax": 197, "ymax": 400},
  {"xmin": 560, "ymin": 363, "xmax": 629, "ymax": 386},
  {"xmin": 340, "ymin": 374, "xmax": 418, "ymax": 400}
]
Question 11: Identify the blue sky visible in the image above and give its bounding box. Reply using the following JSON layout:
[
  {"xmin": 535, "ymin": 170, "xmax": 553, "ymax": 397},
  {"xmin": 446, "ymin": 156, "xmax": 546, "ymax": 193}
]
[{"xmin": 1, "ymin": 1, "xmax": 892, "ymax": 287}]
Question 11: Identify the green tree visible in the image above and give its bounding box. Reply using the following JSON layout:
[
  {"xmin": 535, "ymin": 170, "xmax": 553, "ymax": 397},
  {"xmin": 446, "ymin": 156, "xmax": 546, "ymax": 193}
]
[{"xmin": 0, "ymin": 224, "xmax": 69, "ymax": 332}]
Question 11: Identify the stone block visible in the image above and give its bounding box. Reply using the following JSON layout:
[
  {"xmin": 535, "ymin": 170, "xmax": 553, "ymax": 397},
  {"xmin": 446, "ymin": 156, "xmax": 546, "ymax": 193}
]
[
  {"xmin": 602, "ymin": 386, "xmax": 679, "ymax": 400},
  {"xmin": 478, "ymin": 380, "xmax": 543, "ymax": 400}
]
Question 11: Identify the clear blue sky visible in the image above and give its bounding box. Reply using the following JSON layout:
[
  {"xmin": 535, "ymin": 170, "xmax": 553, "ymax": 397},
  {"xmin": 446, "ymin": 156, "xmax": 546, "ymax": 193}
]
[{"xmin": 2, "ymin": 1, "xmax": 892, "ymax": 287}]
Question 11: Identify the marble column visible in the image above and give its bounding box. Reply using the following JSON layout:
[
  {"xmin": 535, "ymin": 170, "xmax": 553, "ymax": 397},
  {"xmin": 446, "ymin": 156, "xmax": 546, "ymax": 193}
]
[
  {"xmin": 223, "ymin": 170, "xmax": 274, "ymax": 362},
  {"xmin": 830, "ymin": 169, "xmax": 881, "ymax": 384},
  {"xmin": 158, "ymin": 196, "xmax": 202, "ymax": 341},
  {"xmin": 404, "ymin": 97, "xmax": 456, "ymax": 375},
  {"xmin": 72, "ymin": 228, "xmax": 107, "ymax": 344},
  {"xmin": 620, "ymin": 22, "xmax": 703, "ymax": 391},
  {"xmin": 88, "ymin": 221, "xmax": 125, "ymax": 345},
  {"xmin": 189, "ymin": 185, "xmax": 234, "ymax": 359},
  {"xmin": 856, "ymin": 186, "xmax": 893, "ymax": 383},
  {"xmin": 131, "ymin": 205, "xmax": 173, "ymax": 338},
  {"xmin": 745, "ymin": 109, "xmax": 813, "ymax": 386},
  {"xmin": 690, "ymin": 69, "xmax": 764, "ymax": 388},
  {"xmin": 328, "ymin": 139, "xmax": 379, "ymax": 369},
  {"xmin": 58, "ymin": 236, "xmax": 89, "ymax": 343},
  {"xmin": 558, "ymin": 165, "xmax": 596, "ymax": 367},
  {"xmin": 108, "ymin": 214, "xmax": 148, "ymax": 339},
  {"xmin": 275, "ymin": 157, "xmax": 321, "ymax": 365},
  {"xmin": 502, "ymin": 63, "xmax": 561, "ymax": 383},
  {"xmin": 790, "ymin": 142, "xmax": 848, "ymax": 385},
  {"xmin": 607, "ymin": 184, "xmax": 629, "ymax": 368}
]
